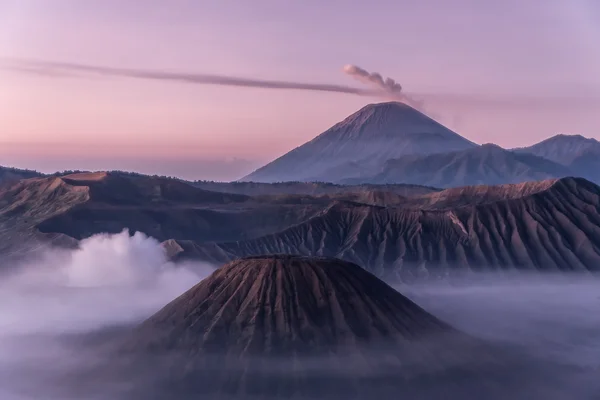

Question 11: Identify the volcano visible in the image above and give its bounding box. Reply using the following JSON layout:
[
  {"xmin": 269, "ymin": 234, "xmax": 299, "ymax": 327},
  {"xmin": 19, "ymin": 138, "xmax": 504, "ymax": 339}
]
[
  {"xmin": 107, "ymin": 255, "xmax": 557, "ymax": 399},
  {"xmin": 241, "ymin": 102, "xmax": 476, "ymax": 183},
  {"xmin": 131, "ymin": 255, "xmax": 455, "ymax": 355}
]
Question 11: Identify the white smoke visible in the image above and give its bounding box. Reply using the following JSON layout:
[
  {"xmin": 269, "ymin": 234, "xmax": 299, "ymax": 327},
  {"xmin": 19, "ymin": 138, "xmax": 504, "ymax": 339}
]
[
  {"xmin": 0, "ymin": 229, "xmax": 215, "ymax": 399},
  {"xmin": 64, "ymin": 230, "xmax": 169, "ymax": 288},
  {"xmin": 0, "ymin": 229, "xmax": 211, "ymax": 335}
]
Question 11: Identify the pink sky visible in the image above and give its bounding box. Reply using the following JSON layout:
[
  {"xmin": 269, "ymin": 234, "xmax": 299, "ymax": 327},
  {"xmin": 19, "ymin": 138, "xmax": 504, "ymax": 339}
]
[{"xmin": 1, "ymin": 0, "xmax": 599, "ymax": 180}]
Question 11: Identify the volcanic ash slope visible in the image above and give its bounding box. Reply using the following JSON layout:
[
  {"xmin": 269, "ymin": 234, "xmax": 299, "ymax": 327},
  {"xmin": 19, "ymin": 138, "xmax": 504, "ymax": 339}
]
[{"xmin": 97, "ymin": 255, "xmax": 567, "ymax": 400}]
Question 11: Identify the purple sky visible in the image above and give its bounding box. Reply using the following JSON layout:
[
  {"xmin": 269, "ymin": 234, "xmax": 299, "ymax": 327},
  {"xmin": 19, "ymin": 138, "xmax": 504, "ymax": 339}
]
[{"xmin": 1, "ymin": 0, "xmax": 599, "ymax": 180}]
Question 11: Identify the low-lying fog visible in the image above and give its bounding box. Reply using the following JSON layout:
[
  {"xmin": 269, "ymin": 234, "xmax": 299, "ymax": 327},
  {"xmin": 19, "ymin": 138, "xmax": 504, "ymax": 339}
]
[
  {"xmin": 0, "ymin": 230, "xmax": 213, "ymax": 399},
  {"xmin": 1, "ymin": 230, "xmax": 599, "ymax": 399}
]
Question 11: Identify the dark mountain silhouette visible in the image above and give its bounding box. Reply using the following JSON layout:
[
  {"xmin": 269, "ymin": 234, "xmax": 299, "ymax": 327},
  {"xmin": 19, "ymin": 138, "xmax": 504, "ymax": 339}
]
[
  {"xmin": 4, "ymin": 172, "xmax": 600, "ymax": 278},
  {"xmin": 568, "ymin": 148, "xmax": 600, "ymax": 183},
  {"xmin": 242, "ymin": 102, "xmax": 476, "ymax": 183},
  {"xmin": 0, "ymin": 172, "xmax": 437, "ymax": 266},
  {"xmin": 0, "ymin": 172, "xmax": 326, "ymax": 252},
  {"xmin": 0, "ymin": 165, "xmax": 43, "ymax": 186},
  {"xmin": 170, "ymin": 177, "xmax": 600, "ymax": 277},
  {"xmin": 130, "ymin": 255, "xmax": 456, "ymax": 354},
  {"xmin": 345, "ymin": 144, "xmax": 572, "ymax": 188},
  {"xmin": 191, "ymin": 180, "xmax": 439, "ymax": 197},
  {"xmin": 515, "ymin": 134, "xmax": 600, "ymax": 184},
  {"xmin": 514, "ymin": 134, "xmax": 600, "ymax": 164},
  {"xmin": 108, "ymin": 255, "xmax": 553, "ymax": 399},
  {"xmin": 240, "ymin": 103, "xmax": 595, "ymax": 188}
]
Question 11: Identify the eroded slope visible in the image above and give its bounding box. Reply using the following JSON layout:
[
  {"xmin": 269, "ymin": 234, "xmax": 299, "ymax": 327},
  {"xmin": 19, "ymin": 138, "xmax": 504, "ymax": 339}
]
[{"xmin": 173, "ymin": 178, "xmax": 600, "ymax": 276}]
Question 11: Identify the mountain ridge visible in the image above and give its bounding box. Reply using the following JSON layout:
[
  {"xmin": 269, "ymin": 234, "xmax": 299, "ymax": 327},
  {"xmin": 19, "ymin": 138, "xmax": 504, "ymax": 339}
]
[
  {"xmin": 344, "ymin": 143, "xmax": 572, "ymax": 187},
  {"xmin": 514, "ymin": 134, "xmax": 600, "ymax": 164},
  {"xmin": 514, "ymin": 134, "xmax": 600, "ymax": 184},
  {"xmin": 242, "ymin": 101, "xmax": 477, "ymax": 183},
  {"xmin": 169, "ymin": 177, "xmax": 600, "ymax": 276}
]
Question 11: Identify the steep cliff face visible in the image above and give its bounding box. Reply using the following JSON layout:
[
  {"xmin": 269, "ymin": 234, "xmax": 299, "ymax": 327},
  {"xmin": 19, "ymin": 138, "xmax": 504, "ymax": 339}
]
[{"xmin": 173, "ymin": 178, "xmax": 600, "ymax": 276}]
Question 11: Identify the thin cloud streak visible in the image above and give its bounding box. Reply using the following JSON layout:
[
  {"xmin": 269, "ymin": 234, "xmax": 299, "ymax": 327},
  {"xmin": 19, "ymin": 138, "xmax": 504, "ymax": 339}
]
[
  {"xmin": 2, "ymin": 58, "xmax": 600, "ymax": 111},
  {"xmin": 0, "ymin": 58, "xmax": 379, "ymax": 97}
]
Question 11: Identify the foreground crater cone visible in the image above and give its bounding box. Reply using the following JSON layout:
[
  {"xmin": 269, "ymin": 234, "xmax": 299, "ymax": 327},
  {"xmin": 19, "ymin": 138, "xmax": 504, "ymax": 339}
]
[
  {"xmin": 133, "ymin": 254, "xmax": 455, "ymax": 355},
  {"xmin": 110, "ymin": 255, "xmax": 545, "ymax": 399}
]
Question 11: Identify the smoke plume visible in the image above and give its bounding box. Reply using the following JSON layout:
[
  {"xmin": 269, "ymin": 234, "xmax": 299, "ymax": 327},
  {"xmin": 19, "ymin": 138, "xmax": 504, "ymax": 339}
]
[
  {"xmin": 1, "ymin": 58, "xmax": 381, "ymax": 98},
  {"xmin": 342, "ymin": 64, "xmax": 426, "ymax": 109},
  {"xmin": 1, "ymin": 58, "xmax": 431, "ymax": 109},
  {"xmin": 2, "ymin": 57, "xmax": 600, "ymax": 112},
  {"xmin": 0, "ymin": 229, "xmax": 210, "ymax": 334},
  {"xmin": 342, "ymin": 64, "xmax": 402, "ymax": 94}
]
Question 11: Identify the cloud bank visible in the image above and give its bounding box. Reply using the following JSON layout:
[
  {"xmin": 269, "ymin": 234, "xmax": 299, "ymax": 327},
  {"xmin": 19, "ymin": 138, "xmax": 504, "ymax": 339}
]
[
  {"xmin": 0, "ymin": 230, "xmax": 599, "ymax": 398},
  {"xmin": 0, "ymin": 229, "xmax": 214, "ymax": 399},
  {"xmin": 0, "ymin": 229, "xmax": 210, "ymax": 335}
]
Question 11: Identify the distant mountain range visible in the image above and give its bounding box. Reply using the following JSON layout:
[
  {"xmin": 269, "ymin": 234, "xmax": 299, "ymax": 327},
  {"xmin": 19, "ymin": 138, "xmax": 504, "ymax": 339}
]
[
  {"xmin": 0, "ymin": 166, "xmax": 43, "ymax": 185},
  {"xmin": 341, "ymin": 143, "xmax": 572, "ymax": 187},
  {"xmin": 242, "ymin": 101, "xmax": 599, "ymax": 187},
  {"xmin": 171, "ymin": 177, "xmax": 600, "ymax": 276},
  {"xmin": 513, "ymin": 134, "xmax": 600, "ymax": 184},
  {"xmin": 242, "ymin": 102, "xmax": 477, "ymax": 183},
  {"xmin": 5, "ymin": 171, "xmax": 599, "ymax": 277},
  {"xmin": 513, "ymin": 134, "xmax": 600, "ymax": 164},
  {"xmin": 3, "ymin": 102, "xmax": 597, "ymax": 189}
]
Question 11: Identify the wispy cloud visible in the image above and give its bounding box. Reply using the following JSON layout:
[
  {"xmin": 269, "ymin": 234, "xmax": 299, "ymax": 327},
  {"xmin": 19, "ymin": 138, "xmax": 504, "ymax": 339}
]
[
  {"xmin": 0, "ymin": 58, "xmax": 379, "ymax": 97},
  {"xmin": 2, "ymin": 57, "xmax": 600, "ymax": 111}
]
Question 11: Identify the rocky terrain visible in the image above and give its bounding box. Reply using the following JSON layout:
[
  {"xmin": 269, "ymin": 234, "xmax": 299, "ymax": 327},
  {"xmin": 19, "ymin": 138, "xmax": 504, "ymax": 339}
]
[
  {"xmin": 0, "ymin": 172, "xmax": 438, "ymax": 245},
  {"xmin": 8, "ymin": 172, "xmax": 323, "ymax": 244},
  {"xmin": 170, "ymin": 177, "xmax": 600, "ymax": 277},
  {"xmin": 130, "ymin": 255, "xmax": 456, "ymax": 355},
  {"xmin": 102, "ymin": 255, "xmax": 553, "ymax": 399},
  {"xmin": 2, "ymin": 170, "xmax": 600, "ymax": 277}
]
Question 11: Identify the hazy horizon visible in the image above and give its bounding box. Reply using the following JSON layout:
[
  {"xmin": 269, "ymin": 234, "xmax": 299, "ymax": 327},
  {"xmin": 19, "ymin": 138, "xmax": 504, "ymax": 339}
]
[{"xmin": 1, "ymin": 0, "xmax": 599, "ymax": 180}]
